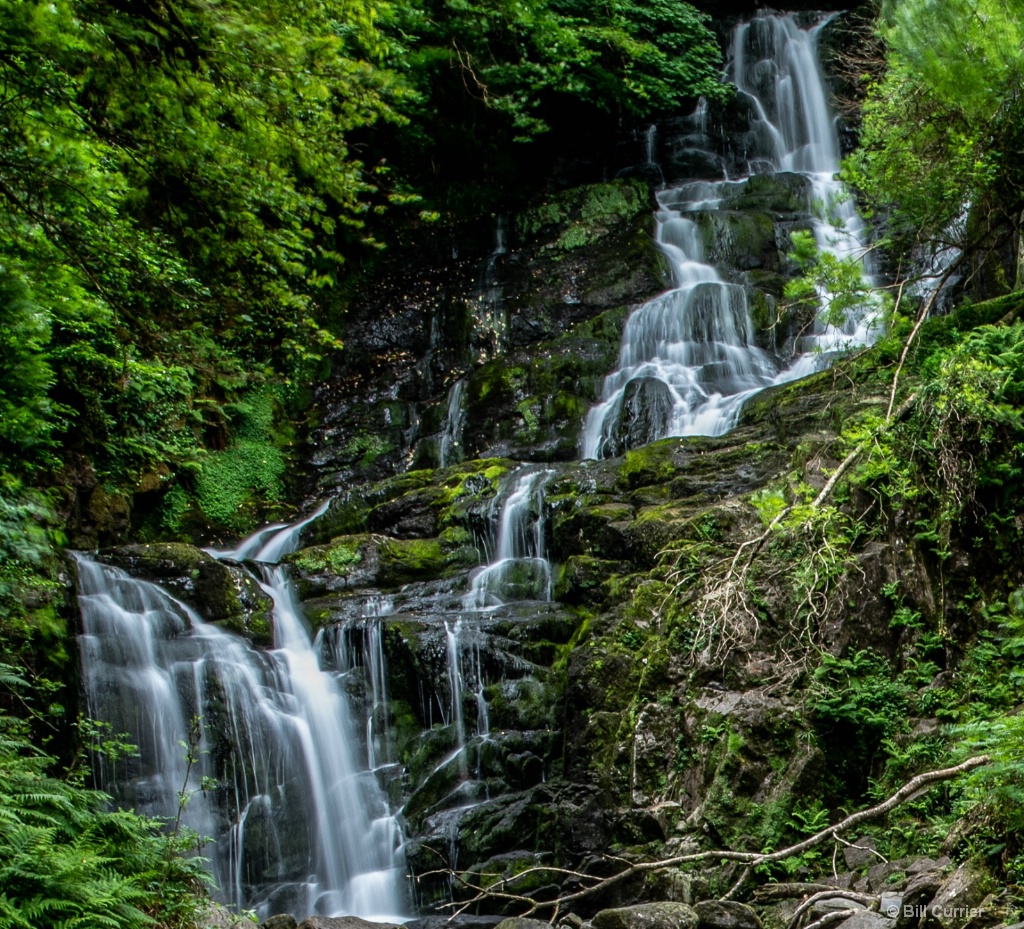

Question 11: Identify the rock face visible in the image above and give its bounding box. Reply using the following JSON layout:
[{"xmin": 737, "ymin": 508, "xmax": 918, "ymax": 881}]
[{"xmin": 693, "ymin": 901, "xmax": 762, "ymax": 929}]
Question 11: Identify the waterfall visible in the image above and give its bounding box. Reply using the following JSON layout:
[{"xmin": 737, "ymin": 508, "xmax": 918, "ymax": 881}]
[
  {"xmin": 76, "ymin": 507, "xmax": 408, "ymax": 922},
  {"xmin": 473, "ymin": 217, "xmax": 508, "ymax": 360},
  {"xmin": 463, "ymin": 468, "xmax": 552, "ymax": 609},
  {"xmin": 582, "ymin": 12, "xmax": 881, "ymax": 459},
  {"xmin": 320, "ymin": 595, "xmax": 396, "ymax": 772},
  {"xmin": 438, "ymin": 379, "xmax": 467, "ymax": 469}
]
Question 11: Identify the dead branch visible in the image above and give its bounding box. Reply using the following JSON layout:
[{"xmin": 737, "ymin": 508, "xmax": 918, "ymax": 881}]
[
  {"xmin": 809, "ymin": 391, "xmax": 917, "ymax": 513},
  {"xmin": 422, "ymin": 755, "xmax": 989, "ymax": 918},
  {"xmin": 790, "ymin": 891, "xmax": 876, "ymax": 929},
  {"xmin": 885, "ymin": 262, "xmax": 958, "ymax": 421},
  {"xmin": 753, "ymin": 883, "xmax": 842, "ymax": 902}
]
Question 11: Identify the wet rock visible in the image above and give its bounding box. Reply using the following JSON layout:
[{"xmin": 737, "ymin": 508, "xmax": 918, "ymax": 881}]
[
  {"xmin": 100, "ymin": 543, "xmax": 274, "ymax": 645},
  {"xmin": 693, "ymin": 900, "xmax": 762, "ymax": 929},
  {"xmin": 695, "ymin": 211, "xmax": 779, "ymax": 271},
  {"xmin": 593, "ymin": 902, "xmax": 699, "ymax": 929},
  {"xmin": 720, "ymin": 172, "xmax": 811, "ymax": 215},
  {"xmin": 843, "ymin": 836, "xmax": 879, "ymax": 870},
  {"xmin": 606, "ymin": 377, "xmax": 675, "ymax": 457},
  {"xmin": 261, "ymin": 917, "xmax": 299, "ymax": 929},
  {"xmin": 403, "ymin": 918, "xmax": 504, "ymax": 929}
]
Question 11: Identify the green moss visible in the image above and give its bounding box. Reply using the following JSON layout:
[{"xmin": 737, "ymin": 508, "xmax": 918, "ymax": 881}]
[
  {"xmin": 343, "ymin": 434, "xmax": 393, "ymax": 467},
  {"xmin": 191, "ymin": 388, "xmax": 289, "ymax": 532},
  {"xmin": 617, "ymin": 439, "xmax": 679, "ymax": 490},
  {"xmin": 380, "ymin": 537, "xmax": 445, "ymax": 583},
  {"xmin": 291, "ymin": 536, "xmax": 364, "ymax": 575},
  {"xmin": 517, "ymin": 179, "xmax": 647, "ymax": 249}
]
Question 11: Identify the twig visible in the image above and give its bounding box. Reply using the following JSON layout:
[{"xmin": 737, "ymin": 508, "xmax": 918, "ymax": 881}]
[{"xmin": 832, "ymin": 834, "xmax": 888, "ymax": 865}]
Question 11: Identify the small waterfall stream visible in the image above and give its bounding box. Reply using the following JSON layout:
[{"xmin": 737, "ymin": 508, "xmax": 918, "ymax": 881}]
[
  {"xmin": 463, "ymin": 468, "xmax": 552, "ymax": 609},
  {"xmin": 76, "ymin": 507, "xmax": 408, "ymax": 922},
  {"xmin": 582, "ymin": 12, "xmax": 880, "ymax": 458}
]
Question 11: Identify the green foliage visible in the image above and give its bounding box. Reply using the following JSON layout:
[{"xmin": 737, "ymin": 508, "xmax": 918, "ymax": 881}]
[
  {"xmin": 785, "ymin": 230, "xmax": 889, "ymax": 334},
  {"xmin": 810, "ymin": 649, "xmax": 912, "ymax": 795},
  {"xmin": 189, "ymin": 390, "xmax": 287, "ymax": 532},
  {"xmin": 394, "ymin": 0, "xmax": 725, "ymax": 139},
  {"xmin": 846, "ymin": 0, "xmax": 1024, "ymax": 260},
  {"xmin": 0, "ymin": 685, "xmax": 210, "ymax": 928}
]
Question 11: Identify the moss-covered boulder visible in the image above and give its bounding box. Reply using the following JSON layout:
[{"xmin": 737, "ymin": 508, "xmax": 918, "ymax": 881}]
[{"xmin": 99, "ymin": 543, "xmax": 273, "ymax": 645}]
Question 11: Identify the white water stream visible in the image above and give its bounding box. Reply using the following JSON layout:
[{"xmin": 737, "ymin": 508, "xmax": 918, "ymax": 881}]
[
  {"xmin": 582, "ymin": 12, "xmax": 881, "ymax": 459},
  {"xmin": 77, "ymin": 505, "xmax": 407, "ymax": 922}
]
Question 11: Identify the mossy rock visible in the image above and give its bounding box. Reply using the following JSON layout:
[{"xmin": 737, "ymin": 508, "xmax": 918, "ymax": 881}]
[
  {"xmin": 695, "ymin": 210, "xmax": 779, "ymax": 271},
  {"xmin": 100, "ymin": 543, "xmax": 274, "ymax": 646},
  {"xmin": 722, "ymin": 172, "xmax": 811, "ymax": 214},
  {"xmin": 516, "ymin": 179, "xmax": 650, "ymax": 250},
  {"xmin": 380, "ymin": 537, "xmax": 444, "ymax": 582},
  {"xmin": 552, "ymin": 503, "xmax": 636, "ymax": 560},
  {"xmin": 555, "ymin": 556, "xmax": 627, "ymax": 605},
  {"xmin": 617, "ymin": 439, "xmax": 683, "ymax": 491}
]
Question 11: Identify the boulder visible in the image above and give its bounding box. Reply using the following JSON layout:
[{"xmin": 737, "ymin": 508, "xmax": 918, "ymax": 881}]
[
  {"xmin": 811, "ymin": 899, "xmax": 867, "ymax": 919},
  {"xmin": 593, "ymin": 902, "xmax": 699, "ymax": 929},
  {"xmin": 298, "ymin": 919, "xmax": 401, "ymax": 929},
  {"xmin": 843, "ymin": 836, "xmax": 879, "ymax": 870},
  {"xmin": 897, "ymin": 869, "xmax": 944, "ymax": 924},
  {"xmin": 879, "ymin": 893, "xmax": 904, "ymax": 920},
  {"xmin": 839, "ymin": 914, "xmax": 896, "ymax": 929},
  {"xmin": 607, "ymin": 377, "xmax": 675, "ymax": 457},
  {"xmin": 693, "ymin": 900, "xmax": 762, "ymax": 929},
  {"xmin": 922, "ymin": 861, "xmax": 996, "ymax": 929},
  {"xmin": 262, "ymin": 917, "xmax": 299, "ymax": 929},
  {"xmin": 495, "ymin": 919, "xmax": 555, "ymax": 929},
  {"xmin": 100, "ymin": 542, "xmax": 274, "ymax": 645}
]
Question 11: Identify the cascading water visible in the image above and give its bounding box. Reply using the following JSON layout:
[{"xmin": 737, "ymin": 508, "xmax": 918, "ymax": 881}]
[
  {"xmin": 320, "ymin": 595, "xmax": 396, "ymax": 772},
  {"xmin": 76, "ymin": 507, "xmax": 408, "ymax": 922},
  {"xmin": 582, "ymin": 12, "xmax": 880, "ymax": 459},
  {"xmin": 438, "ymin": 379, "xmax": 467, "ymax": 469},
  {"xmin": 463, "ymin": 468, "xmax": 552, "ymax": 609},
  {"xmin": 472, "ymin": 217, "xmax": 509, "ymax": 361}
]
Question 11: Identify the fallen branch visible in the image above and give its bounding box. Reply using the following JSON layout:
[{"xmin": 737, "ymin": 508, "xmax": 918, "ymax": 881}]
[
  {"xmin": 809, "ymin": 392, "xmax": 917, "ymax": 512},
  {"xmin": 790, "ymin": 891, "xmax": 876, "ymax": 929},
  {"xmin": 886, "ymin": 259, "xmax": 962, "ymax": 421},
  {"xmin": 422, "ymin": 756, "xmax": 990, "ymax": 919}
]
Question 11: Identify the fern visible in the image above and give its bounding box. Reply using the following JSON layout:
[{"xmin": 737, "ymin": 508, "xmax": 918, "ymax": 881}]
[{"xmin": 0, "ymin": 710, "xmax": 210, "ymax": 929}]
